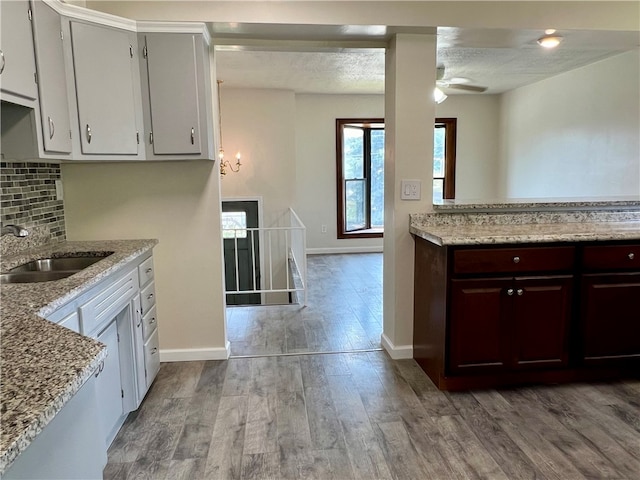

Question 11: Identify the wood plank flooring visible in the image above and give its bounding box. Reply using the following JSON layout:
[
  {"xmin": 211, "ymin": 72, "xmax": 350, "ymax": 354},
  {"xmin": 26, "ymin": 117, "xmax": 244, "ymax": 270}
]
[
  {"xmin": 105, "ymin": 352, "xmax": 640, "ymax": 480},
  {"xmin": 227, "ymin": 254, "xmax": 383, "ymax": 356}
]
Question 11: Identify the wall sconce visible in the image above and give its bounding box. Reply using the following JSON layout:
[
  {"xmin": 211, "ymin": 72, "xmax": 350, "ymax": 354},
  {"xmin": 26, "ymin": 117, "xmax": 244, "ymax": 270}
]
[{"xmin": 217, "ymin": 79, "xmax": 242, "ymax": 177}]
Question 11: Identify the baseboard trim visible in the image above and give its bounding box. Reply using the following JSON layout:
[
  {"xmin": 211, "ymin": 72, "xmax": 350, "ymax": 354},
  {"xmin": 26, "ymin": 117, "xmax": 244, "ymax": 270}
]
[
  {"xmin": 160, "ymin": 342, "xmax": 230, "ymax": 362},
  {"xmin": 380, "ymin": 333, "xmax": 414, "ymax": 359},
  {"xmin": 307, "ymin": 246, "xmax": 383, "ymax": 255}
]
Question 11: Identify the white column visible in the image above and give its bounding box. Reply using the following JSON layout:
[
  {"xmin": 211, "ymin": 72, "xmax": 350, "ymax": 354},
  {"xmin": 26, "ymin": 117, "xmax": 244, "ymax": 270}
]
[{"xmin": 382, "ymin": 33, "xmax": 437, "ymax": 358}]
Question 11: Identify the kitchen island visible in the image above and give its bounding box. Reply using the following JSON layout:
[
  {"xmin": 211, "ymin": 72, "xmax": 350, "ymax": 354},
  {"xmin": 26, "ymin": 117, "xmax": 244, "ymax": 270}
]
[
  {"xmin": 410, "ymin": 201, "xmax": 640, "ymax": 391},
  {"xmin": 0, "ymin": 236, "xmax": 157, "ymax": 477}
]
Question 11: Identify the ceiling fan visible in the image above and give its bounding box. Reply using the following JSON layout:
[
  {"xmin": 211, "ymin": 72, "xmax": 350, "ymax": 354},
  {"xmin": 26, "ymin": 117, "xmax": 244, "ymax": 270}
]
[{"xmin": 436, "ymin": 65, "xmax": 487, "ymax": 93}]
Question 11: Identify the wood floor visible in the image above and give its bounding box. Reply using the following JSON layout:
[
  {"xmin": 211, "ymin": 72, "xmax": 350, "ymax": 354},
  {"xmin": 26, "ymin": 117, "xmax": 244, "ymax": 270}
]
[
  {"xmin": 227, "ymin": 254, "xmax": 383, "ymax": 357},
  {"xmin": 105, "ymin": 351, "xmax": 640, "ymax": 480}
]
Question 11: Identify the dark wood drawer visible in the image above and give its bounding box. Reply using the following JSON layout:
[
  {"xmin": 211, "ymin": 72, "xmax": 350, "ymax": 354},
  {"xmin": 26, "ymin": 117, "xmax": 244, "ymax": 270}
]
[
  {"xmin": 583, "ymin": 244, "xmax": 640, "ymax": 271},
  {"xmin": 453, "ymin": 246, "xmax": 575, "ymax": 275}
]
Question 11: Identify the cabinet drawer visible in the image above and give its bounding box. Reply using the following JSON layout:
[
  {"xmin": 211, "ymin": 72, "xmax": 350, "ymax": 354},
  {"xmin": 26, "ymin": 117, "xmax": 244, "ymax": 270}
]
[
  {"xmin": 80, "ymin": 268, "xmax": 138, "ymax": 336},
  {"xmin": 583, "ymin": 244, "xmax": 640, "ymax": 271},
  {"xmin": 453, "ymin": 246, "xmax": 575, "ymax": 275},
  {"xmin": 138, "ymin": 256, "xmax": 154, "ymax": 287},
  {"xmin": 144, "ymin": 329, "xmax": 160, "ymax": 388},
  {"xmin": 140, "ymin": 281, "xmax": 156, "ymax": 316},
  {"xmin": 142, "ymin": 305, "xmax": 158, "ymax": 342}
]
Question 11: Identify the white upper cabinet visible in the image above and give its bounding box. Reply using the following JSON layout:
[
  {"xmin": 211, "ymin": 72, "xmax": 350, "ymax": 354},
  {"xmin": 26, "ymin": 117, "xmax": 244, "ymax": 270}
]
[
  {"xmin": 30, "ymin": 0, "xmax": 71, "ymax": 154},
  {"xmin": 0, "ymin": 0, "xmax": 38, "ymax": 105},
  {"xmin": 69, "ymin": 21, "xmax": 142, "ymax": 156},
  {"xmin": 139, "ymin": 30, "xmax": 213, "ymax": 160}
]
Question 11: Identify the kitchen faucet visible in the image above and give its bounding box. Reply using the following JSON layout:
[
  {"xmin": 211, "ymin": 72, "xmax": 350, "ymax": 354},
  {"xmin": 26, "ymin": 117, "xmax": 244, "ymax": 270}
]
[{"xmin": 1, "ymin": 225, "xmax": 29, "ymax": 237}]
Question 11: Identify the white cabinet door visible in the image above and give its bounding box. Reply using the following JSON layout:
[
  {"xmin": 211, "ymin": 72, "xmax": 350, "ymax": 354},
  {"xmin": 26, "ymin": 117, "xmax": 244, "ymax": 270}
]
[
  {"xmin": 0, "ymin": 0, "xmax": 38, "ymax": 103},
  {"xmin": 95, "ymin": 320, "xmax": 123, "ymax": 445},
  {"xmin": 31, "ymin": 0, "xmax": 71, "ymax": 154},
  {"xmin": 143, "ymin": 33, "xmax": 202, "ymax": 155},
  {"xmin": 70, "ymin": 21, "xmax": 139, "ymax": 155}
]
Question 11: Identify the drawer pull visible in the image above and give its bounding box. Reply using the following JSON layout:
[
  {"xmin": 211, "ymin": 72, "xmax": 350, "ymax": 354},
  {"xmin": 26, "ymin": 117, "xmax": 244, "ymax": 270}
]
[
  {"xmin": 94, "ymin": 361, "xmax": 104, "ymax": 377},
  {"xmin": 517, "ymin": 289, "xmax": 524, "ymax": 296},
  {"xmin": 150, "ymin": 347, "xmax": 158, "ymax": 355},
  {"xmin": 513, "ymin": 256, "xmax": 520, "ymax": 264},
  {"xmin": 629, "ymin": 253, "xmax": 635, "ymax": 260},
  {"xmin": 146, "ymin": 267, "xmax": 153, "ymax": 274},
  {"xmin": 507, "ymin": 288, "xmax": 514, "ymax": 296},
  {"xmin": 147, "ymin": 293, "xmax": 154, "ymax": 300}
]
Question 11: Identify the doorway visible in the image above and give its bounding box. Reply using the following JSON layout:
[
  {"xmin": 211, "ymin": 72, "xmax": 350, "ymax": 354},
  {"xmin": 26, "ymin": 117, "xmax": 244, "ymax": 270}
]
[{"xmin": 222, "ymin": 200, "xmax": 261, "ymax": 305}]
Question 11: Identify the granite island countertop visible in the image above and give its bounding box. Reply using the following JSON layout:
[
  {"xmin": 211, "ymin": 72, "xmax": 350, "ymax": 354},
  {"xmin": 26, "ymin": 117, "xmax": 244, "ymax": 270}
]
[
  {"xmin": 0, "ymin": 238, "xmax": 158, "ymax": 475},
  {"xmin": 410, "ymin": 210, "xmax": 640, "ymax": 246}
]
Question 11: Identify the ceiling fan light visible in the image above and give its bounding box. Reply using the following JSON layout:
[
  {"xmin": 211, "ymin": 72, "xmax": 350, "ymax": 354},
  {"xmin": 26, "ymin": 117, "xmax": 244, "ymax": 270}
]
[
  {"xmin": 537, "ymin": 35, "xmax": 562, "ymax": 49},
  {"xmin": 434, "ymin": 87, "xmax": 447, "ymax": 104}
]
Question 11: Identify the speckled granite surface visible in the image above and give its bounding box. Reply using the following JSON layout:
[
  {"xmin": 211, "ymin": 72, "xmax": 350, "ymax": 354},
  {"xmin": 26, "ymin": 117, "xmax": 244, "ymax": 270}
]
[
  {"xmin": 0, "ymin": 238, "xmax": 157, "ymax": 475},
  {"xmin": 433, "ymin": 196, "xmax": 640, "ymax": 212},
  {"xmin": 410, "ymin": 211, "xmax": 640, "ymax": 246}
]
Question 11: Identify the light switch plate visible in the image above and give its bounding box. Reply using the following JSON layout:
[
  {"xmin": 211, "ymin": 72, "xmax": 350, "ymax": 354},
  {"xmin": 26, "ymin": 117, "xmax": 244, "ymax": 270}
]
[
  {"xmin": 400, "ymin": 179, "xmax": 421, "ymax": 200},
  {"xmin": 55, "ymin": 180, "xmax": 64, "ymax": 201}
]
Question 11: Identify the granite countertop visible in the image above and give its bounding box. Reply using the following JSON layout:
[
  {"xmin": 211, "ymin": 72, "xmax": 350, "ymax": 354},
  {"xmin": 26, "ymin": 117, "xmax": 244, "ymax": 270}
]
[
  {"xmin": 0, "ymin": 238, "xmax": 158, "ymax": 475},
  {"xmin": 410, "ymin": 210, "xmax": 640, "ymax": 246},
  {"xmin": 433, "ymin": 196, "xmax": 640, "ymax": 213}
]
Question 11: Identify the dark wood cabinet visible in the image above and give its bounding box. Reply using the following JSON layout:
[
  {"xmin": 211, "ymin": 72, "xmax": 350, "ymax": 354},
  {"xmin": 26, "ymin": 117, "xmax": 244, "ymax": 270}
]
[{"xmin": 414, "ymin": 237, "xmax": 639, "ymax": 391}]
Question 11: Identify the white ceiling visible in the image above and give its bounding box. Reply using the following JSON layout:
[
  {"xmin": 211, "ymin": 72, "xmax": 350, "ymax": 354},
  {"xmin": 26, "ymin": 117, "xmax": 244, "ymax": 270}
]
[{"xmin": 212, "ymin": 24, "xmax": 639, "ymax": 95}]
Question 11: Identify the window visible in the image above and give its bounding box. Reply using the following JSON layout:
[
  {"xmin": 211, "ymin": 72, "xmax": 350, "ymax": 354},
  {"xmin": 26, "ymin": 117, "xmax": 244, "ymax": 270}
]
[
  {"xmin": 336, "ymin": 117, "xmax": 456, "ymax": 238},
  {"xmin": 221, "ymin": 211, "xmax": 247, "ymax": 239},
  {"xmin": 336, "ymin": 119, "xmax": 385, "ymax": 238},
  {"xmin": 433, "ymin": 118, "xmax": 457, "ymax": 201}
]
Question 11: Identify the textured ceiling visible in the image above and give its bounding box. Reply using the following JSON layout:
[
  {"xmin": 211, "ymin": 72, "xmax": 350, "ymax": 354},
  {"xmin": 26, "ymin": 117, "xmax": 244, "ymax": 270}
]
[{"xmin": 213, "ymin": 25, "xmax": 639, "ymax": 95}]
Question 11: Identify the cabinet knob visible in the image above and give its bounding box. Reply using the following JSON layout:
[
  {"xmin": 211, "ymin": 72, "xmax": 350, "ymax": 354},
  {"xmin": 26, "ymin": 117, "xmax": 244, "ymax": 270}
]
[
  {"xmin": 150, "ymin": 317, "xmax": 156, "ymax": 325},
  {"xmin": 507, "ymin": 288, "xmax": 514, "ymax": 296},
  {"xmin": 629, "ymin": 252, "xmax": 635, "ymax": 260},
  {"xmin": 150, "ymin": 347, "xmax": 158, "ymax": 355},
  {"xmin": 517, "ymin": 289, "xmax": 524, "ymax": 296},
  {"xmin": 0, "ymin": 50, "xmax": 5, "ymax": 75},
  {"xmin": 86, "ymin": 124, "xmax": 92, "ymax": 144},
  {"xmin": 146, "ymin": 267, "xmax": 153, "ymax": 274},
  {"xmin": 513, "ymin": 256, "xmax": 520, "ymax": 264},
  {"xmin": 147, "ymin": 293, "xmax": 154, "ymax": 300}
]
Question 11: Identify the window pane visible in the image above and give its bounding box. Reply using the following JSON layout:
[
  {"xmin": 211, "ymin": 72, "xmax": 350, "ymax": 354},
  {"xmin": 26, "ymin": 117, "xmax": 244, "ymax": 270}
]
[
  {"xmin": 343, "ymin": 127, "xmax": 364, "ymax": 179},
  {"xmin": 345, "ymin": 179, "xmax": 366, "ymax": 231},
  {"xmin": 433, "ymin": 126, "xmax": 445, "ymax": 178},
  {"xmin": 221, "ymin": 211, "xmax": 247, "ymax": 239},
  {"xmin": 433, "ymin": 179, "xmax": 444, "ymax": 202},
  {"xmin": 370, "ymin": 129, "xmax": 385, "ymax": 228}
]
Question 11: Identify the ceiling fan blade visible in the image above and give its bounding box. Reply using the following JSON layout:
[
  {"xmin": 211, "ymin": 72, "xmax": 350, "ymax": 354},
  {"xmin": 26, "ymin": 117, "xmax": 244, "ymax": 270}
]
[{"xmin": 445, "ymin": 83, "xmax": 487, "ymax": 93}]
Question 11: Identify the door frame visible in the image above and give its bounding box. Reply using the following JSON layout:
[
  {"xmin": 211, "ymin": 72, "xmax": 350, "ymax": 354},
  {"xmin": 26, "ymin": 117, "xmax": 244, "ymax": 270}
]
[{"xmin": 221, "ymin": 196, "xmax": 265, "ymax": 305}]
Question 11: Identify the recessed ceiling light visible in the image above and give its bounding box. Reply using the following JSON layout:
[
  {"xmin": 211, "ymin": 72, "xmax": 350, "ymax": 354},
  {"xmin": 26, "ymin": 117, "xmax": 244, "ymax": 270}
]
[{"xmin": 537, "ymin": 35, "xmax": 563, "ymax": 49}]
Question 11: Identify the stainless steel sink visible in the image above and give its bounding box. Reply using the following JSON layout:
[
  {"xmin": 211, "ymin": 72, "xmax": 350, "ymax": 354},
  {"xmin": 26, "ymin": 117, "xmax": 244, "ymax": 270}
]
[
  {"xmin": 0, "ymin": 271, "xmax": 80, "ymax": 284},
  {"xmin": 1, "ymin": 252, "xmax": 113, "ymax": 284},
  {"xmin": 8, "ymin": 256, "xmax": 108, "ymax": 273}
]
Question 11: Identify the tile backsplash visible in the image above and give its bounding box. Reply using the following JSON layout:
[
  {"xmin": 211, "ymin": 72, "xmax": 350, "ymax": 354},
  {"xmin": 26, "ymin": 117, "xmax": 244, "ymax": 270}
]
[{"xmin": 0, "ymin": 162, "xmax": 66, "ymax": 241}]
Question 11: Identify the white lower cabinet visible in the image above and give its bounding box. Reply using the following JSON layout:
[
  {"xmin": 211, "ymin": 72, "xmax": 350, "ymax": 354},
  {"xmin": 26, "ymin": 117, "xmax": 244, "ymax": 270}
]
[{"xmin": 95, "ymin": 319, "xmax": 124, "ymax": 446}]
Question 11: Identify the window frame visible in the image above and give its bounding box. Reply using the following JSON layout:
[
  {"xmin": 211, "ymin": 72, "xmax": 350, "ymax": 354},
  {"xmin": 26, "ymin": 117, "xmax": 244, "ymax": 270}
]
[
  {"xmin": 336, "ymin": 118, "xmax": 385, "ymax": 239},
  {"xmin": 434, "ymin": 117, "xmax": 457, "ymax": 200}
]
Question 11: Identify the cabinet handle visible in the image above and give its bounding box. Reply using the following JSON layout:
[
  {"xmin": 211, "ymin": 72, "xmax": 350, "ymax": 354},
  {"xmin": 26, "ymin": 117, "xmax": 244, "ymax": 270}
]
[
  {"xmin": 48, "ymin": 117, "xmax": 55, "ymax": 139},
  {"xmin": 146, "ymin": 267, "xmax": 153, "ymax": 274},
  {"xmin": 507, "ymin": 288, "xmax": 514, "ymax": 296},
  {"xmin": 150, "ymin": 347, "xmax": 158, "ymax": 355},
  {"xmin": 136, "ymin": 309, "xmax": 142, "ymax": 328},
  {"xmin": 191, "ymin": 127, "xmax": 195, "ymax": 145},
  {"xmin": 94, "ymin": 361, "xmax": 104, "ymax": 377},
  {"xmin": 0, "ymin": 50, "xmax": 4, "ymax": 74},
  {"xmin": 86, "ymin": 124, "xmax": 92, "ymax": 143},
  {"xmin": 147, "ymin": 293, "xmax": 154, "ymax": 300},
  {"xmin": 150, "ymin": 317, "xmax": 156, "ymax": 325},
  {"xmin": 513, "ymin": 256, "xmax": 520, "ymax": 264},
  {"xmin": 629, "ymin": 252, "xmax": 635, "ymax": 260},
  {"xmin": 517, "ymin": 289, "xmax": 524, "ymax": 296}
]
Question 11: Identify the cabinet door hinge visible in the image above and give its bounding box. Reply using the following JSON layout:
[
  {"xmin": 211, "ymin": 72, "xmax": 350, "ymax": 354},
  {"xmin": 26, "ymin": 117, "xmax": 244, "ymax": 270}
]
[
  {"xmin": 145, "ymin": 368, "xmax": 147, "ymax": 379},
  {"xmin": 149, "ymin": 131, "xmax": 153, "ymax": 145},
  {"xmin": 117, "ymin": 332, "xmax": 120, "ymax": 342},
  {"xmin": 142, "ymin": 45, "xmax": 148, "ymax": 59},
  {"xmin": 28, "ymin": 7, "xmax": 32, "ymax": 21},
  {"xmin": 121, "ymin": 389, "xmax": 124, "ymax": 399},
  {"xmin": 69, "ymin": 130, "xmax": 72, "ymax": 139},
  {"xmin": 60, "ymin": 30, "xmax": 64, "ymax": 41},
  {"xmin": 136, "ymin": 131, "xmax": 140, "ymax": 144},
  {"xmin": 34, "ymin": 72, "xmax": 38, "ymax": 84},
  {"xmin": 129, "ymin": 44, "xmax": 133, "ymax": 58}
]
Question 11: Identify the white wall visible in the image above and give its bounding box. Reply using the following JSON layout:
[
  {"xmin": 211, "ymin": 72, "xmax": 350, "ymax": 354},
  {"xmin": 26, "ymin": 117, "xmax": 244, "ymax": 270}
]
[
  {"xmin": 294, "ymin": 94, "xmax": 384, "ymax": 252},
  {"xmin": 220, "ymin": 88, "xmax": 296, "ymax": 227},
  {"xmin": 63, "ymin": 161, "xmax": 228, "ymax": 358},
  {"xmin": 435, "ymin": 94, "xmax": 501, "ymax": 199},
  {"xmin": 498, "ymin": 50, "xmax": 640, "ymax": 198}
]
